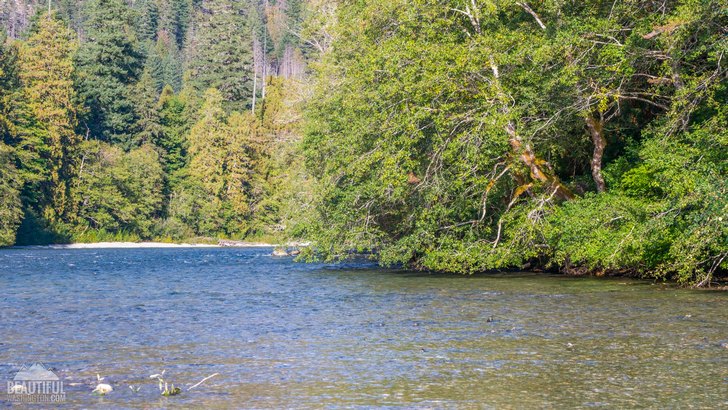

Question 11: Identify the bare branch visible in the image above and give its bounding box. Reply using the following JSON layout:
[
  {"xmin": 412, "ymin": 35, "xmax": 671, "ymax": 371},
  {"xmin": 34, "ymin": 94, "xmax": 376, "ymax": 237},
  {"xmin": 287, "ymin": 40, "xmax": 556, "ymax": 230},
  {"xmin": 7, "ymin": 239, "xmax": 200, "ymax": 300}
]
[{"xmin": 516, "ymin": 2, "xmax": 546, "ymax": 30}]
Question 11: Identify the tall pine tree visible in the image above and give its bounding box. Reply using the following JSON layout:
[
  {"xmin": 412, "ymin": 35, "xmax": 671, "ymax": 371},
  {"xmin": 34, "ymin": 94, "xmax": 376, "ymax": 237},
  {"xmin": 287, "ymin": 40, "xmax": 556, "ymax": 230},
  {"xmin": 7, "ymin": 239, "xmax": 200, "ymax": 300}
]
[
  {"xmin": 159, "ymin": 0, "xmax": 192, "ymax": 49},
  {"xmin": 135, "ymin": 0, "xmax": 159, "ymax": 43},
  {"xmin": 75, "ymin": 0, "xmax": 144, "ymax": 147},
  {"xmin": 147, "ymin": 31, "xmax": 183, "ymax": 92}
]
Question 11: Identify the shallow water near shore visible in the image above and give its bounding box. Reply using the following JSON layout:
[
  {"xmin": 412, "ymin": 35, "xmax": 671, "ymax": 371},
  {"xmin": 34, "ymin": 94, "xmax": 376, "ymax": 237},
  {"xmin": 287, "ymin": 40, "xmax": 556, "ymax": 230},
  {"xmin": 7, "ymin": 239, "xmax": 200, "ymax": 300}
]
[{"xmin": 0, "ymin": 247, "xmax": 726, "ymax": 408}]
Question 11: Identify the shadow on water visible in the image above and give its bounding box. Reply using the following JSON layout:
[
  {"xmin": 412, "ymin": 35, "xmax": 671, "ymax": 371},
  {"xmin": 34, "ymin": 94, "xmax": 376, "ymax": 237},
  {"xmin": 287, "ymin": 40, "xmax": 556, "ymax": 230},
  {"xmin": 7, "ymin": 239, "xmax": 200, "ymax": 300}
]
[{"xmin": 0, "ymin": 247, "xmax": 726, "ymax": 408}]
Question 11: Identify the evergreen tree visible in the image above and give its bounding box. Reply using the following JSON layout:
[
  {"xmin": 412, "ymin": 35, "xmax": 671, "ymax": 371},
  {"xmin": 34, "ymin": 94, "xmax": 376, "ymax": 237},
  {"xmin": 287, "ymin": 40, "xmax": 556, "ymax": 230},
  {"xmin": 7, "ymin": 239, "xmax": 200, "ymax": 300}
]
[
  {"xmin": 0, "ymin": 32, "xmax": 20, "ymax": 144},
  {"xmin": 75, "ymin": 0, "xmax": 144, "ymax": 146},
  {"xmin": 144, "ymin": 38, "xmax": 166, "ymax": 92},
  {"xmin": 187, "ymin": 88, "xmax": 227, "ymax": 199},
  {"xmin": 56, "ymin": 0, "xmax": 84, "ymax": 33},
  {"xmin": 168, "ymin": 88, "xmax": 257, "ymax": 236},
  {"xmin": 135, "ymin": 0, "xmax": 159, "ymax": 43},
  {"xmin": 147, "ymin": 31, "xmax": 183, "ymax": 92},
  {"xmin": 0, "ymin": 142, "xmax": 22, "ymax": 246},
  {"xmin": 173, "ymin": 0, "xmax": 193, "ymax": 48},
  {"xmin": 161, "ymin": 36, "xmax": 183, "ymax": 91},
  {"xmin": 186, "ymin": 0, "xmax": 254, "ymax": 112},
  {"xmin": 167, "ymin": 88, "xmax": 227, "ymax": 235},
  {"xmin": 157, "ymin": 0, "xmax": 192, "ymax": 49},
  {"xmin": 280, "ymin": 0, "xmax": 304, "ymax": 53},
  {"xmin": 224, "ymin": 111, "xmax": 256, "ymax": 221},
  {"xmin": 18, "ymin": 14, "xmax": 80, "ymax": 223},
  {"xmin": 157, "ymin": 85, "xmax": 188, "ymax": 178},
  {"xmin": 133, "ymin": 67, "xmax": 163, "ymax": 146},
  {"xmin": 249, "ymin": 76, "xmax": 308, "ymax": 237},
  {"xmin": 0, "ymin": 36, "xmax": 23, "ymax": 246}
]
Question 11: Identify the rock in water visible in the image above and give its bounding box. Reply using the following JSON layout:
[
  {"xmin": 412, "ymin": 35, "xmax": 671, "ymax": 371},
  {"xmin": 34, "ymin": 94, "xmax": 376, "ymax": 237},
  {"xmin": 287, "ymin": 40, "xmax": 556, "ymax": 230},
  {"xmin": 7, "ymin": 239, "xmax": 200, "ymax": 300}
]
[
  {"xmin": 272, "ymin": 248, "xmax": 289, "ymax": 257},
  {"xmin": 93, "ymin": 383, "xmax": 113, "ymax": 395}
]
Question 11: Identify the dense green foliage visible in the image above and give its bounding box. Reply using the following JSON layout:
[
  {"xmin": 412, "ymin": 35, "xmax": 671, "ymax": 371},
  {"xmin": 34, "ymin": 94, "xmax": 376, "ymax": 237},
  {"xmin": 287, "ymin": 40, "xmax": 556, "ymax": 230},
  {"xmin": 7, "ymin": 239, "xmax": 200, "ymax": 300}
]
[
  {"xmin": 0, "ymin": 141, "xmax": 22, "ymax": 245},
  {"xmin": 72, "ymin": 141, "xmax": 165, "ymax": 236},
  {"xmin": 75, "ymin": 0, "xmax": 144, "ymax": 146},
  {"xmin": 0, "ymin": 35, "xmax": 23, "ymax": 245},
  {"xmin": 19, "ymin": 16, "xmax": 80, "ymax": 223},
  {"xmin": 0, "ymin": 1, "xmax": 725, "ymax": 285},
  {"xmin": 185, "ymin": 0, "xmax": 254, "ymax": 112},
  {"xmin": 0, "ymin": 1, "xmax": 305, "ymax": 247},
  {"xmin": 300, "ymin": 0, "xmax": 727, "ymax": 285}
]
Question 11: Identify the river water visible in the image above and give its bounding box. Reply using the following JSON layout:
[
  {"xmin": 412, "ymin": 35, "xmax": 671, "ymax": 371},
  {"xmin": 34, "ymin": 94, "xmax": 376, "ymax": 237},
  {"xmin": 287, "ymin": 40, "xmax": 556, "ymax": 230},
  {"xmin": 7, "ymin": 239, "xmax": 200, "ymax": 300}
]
[{"xmin": 0, "ymin": 247, "xmax": 726, "ymax": 408}]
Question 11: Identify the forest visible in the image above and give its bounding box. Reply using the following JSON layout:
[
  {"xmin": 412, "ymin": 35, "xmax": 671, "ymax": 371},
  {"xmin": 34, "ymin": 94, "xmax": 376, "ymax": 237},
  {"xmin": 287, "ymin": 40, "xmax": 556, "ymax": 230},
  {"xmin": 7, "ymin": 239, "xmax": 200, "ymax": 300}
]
[
  {"xmin": 0, "ymin": 0, "xmax": 726, "ymax": 286},
  {"xmin": 1, "ymin": 0, "xmax": 311, "ymax": 245}
]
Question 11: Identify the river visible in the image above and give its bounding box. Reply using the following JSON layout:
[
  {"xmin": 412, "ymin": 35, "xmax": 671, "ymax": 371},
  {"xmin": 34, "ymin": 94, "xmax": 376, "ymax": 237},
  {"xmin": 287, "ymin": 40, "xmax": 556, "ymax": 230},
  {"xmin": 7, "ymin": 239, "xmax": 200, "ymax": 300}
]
[{"xmin": 0, "ymin": 247, "xmax": 726, "ymax": 408}]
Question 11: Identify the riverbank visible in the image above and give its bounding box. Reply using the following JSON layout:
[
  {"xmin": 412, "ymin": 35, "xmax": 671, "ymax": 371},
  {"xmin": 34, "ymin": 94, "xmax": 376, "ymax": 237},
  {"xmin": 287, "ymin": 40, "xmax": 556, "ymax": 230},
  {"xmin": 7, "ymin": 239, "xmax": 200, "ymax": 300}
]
[
  {"xmin": 12, "ymin": 240, "xmax": 276, "ymax": 249},
  {"xmin": 5, "ymin": 241, "xmax": 724, "ymax": 287},
  {"xmin": 29, "ymin": 242, "xmax": 221, "ymax": 249},
  {"xmin": 11, "ymin": 239, "xmax": 311, "ymax": 249}
]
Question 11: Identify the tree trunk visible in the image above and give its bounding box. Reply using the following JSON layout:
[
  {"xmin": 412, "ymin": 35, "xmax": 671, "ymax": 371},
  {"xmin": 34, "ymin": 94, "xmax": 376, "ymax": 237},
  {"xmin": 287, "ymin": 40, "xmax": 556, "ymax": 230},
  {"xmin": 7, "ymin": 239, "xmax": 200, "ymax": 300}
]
[
  {"xmin": 585, "ymin": 115, "xmax": 607, "ymax": 193},
  {"xmin": 505, "ymin": 123, "xmax": 574, "ymax": 200},
  {"xmin": 489, "ymin": 58, "xmax": 574, "ymax": 201}
]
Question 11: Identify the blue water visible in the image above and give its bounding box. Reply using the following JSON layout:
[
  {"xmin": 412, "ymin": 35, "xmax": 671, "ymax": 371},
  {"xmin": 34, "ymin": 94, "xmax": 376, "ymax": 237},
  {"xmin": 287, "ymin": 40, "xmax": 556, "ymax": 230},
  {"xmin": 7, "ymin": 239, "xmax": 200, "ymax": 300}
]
[{"xmin": 0, "ymin": 247, "xmax": 727, "ymax": 408}]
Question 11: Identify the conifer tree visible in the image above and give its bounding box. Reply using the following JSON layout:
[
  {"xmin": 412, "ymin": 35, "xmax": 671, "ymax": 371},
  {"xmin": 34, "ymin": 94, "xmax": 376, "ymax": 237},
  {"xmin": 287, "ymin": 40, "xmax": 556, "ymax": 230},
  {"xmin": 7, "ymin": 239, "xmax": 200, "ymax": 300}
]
[
  {"xmin": 0, "ymin": 36, "xmax": 23, "ymax": 245},
  {"xmin": 0, "ymin": 142, "xmax": 22, "ymax": 246},
  {"xmin": 187, "ymin": 88, "xmax": 227, "ymax": 199},
  {"xmin": 186, "ymin": 0, "xmax": 254, "ymax": 112},
  {"xmin": 56, "ymin": 0, "xmax": 84, "ymax": 32},
  {"xmin": 135, "ymin": 0, "xmax": 159, "ymax": 43},
  {"xmin": 224, "ymin": 111, "xmax": 257, "ymax": 220},
  {"xmin": 133, "ymin": 67, "xmax": 163, "ymax": 146},
  {"xmin": 157, "ymin": 85, "xmax": 188, "ymax": 178},
  {"xmin": 0, "ymin": 32, "xmax": 20, "ymax": 144},
  {"xmin": 169, "ymin": 87, "xmax": 260, "ymax": 236},
  {"xmin": 157, "ymin": 0, "xmax": 192, "ymax": 49},
  {"xmin": 75, "ymin": 0, "xmax": 144, "ymax": 146},
  {"xmin": 147, "ymin": 31, "xmax": 183, "ymax": 92},
  {"xmin": 166, "ymin": 88, "xmax": 228, "ymax": 236},
  {"xmin": 18, "ymin": 14, "xmax": 80, "ymax": 222}
]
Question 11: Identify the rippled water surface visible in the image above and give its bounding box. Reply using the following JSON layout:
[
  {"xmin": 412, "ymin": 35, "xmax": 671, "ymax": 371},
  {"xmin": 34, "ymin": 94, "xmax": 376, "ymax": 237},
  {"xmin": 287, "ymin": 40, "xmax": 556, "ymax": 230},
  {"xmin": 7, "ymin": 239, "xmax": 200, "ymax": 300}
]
[{"xmin": 0, "ymin": 247, "xmax": 727, "ymax": 408}]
